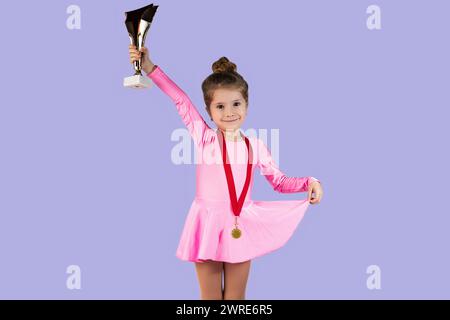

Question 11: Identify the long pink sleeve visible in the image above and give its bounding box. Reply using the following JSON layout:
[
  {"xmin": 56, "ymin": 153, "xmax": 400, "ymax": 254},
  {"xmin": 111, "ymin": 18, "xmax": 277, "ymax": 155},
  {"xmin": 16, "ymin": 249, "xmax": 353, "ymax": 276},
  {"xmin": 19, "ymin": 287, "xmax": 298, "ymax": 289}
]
[
  {"xmin": 147, "ymin": 66, "xmax": 210, "ymax": 145},
  {"xmin": 256, "ymin": 138, "xmax": 320, "ymax": 193}
]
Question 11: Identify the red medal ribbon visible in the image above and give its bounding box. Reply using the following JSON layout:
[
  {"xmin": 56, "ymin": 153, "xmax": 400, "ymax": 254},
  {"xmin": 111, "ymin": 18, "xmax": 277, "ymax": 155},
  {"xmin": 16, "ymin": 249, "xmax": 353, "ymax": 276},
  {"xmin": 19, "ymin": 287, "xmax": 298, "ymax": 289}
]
[{"xmin": 217, "ymin": 130, "xmax": 253, "ymax": 217}]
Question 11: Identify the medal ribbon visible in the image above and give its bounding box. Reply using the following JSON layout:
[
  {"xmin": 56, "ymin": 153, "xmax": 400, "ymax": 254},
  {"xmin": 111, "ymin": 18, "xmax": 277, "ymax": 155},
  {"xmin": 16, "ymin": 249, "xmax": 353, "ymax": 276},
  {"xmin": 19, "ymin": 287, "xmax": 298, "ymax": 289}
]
[{"xmin": 217, "ymin": 130, "xmax": 253, "ymax": 217}]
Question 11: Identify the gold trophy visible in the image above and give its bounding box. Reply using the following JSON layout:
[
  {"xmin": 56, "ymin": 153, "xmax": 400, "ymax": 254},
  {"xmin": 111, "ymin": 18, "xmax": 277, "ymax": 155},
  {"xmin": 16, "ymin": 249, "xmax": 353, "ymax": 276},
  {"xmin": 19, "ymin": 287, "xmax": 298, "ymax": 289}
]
[{"xmin": 123, "ymin": 3, "xmax": 158, "ymax": 88}]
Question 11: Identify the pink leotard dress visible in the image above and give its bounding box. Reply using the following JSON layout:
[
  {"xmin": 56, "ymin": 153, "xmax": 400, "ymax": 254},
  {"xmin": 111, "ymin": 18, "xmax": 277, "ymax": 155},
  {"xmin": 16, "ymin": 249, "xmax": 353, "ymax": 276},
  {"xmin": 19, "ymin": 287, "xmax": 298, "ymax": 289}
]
[{"xmin": 147, "ymin": 66, "xmax": 320, "ymax": 263}]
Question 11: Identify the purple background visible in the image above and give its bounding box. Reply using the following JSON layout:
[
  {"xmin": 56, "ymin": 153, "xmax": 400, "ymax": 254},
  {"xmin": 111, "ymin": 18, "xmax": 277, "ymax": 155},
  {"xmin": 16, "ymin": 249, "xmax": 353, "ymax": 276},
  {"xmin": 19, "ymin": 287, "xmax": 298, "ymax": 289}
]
[{"xmin": 1, "ymin": 0, "xmax": 449, "ymax": 299}]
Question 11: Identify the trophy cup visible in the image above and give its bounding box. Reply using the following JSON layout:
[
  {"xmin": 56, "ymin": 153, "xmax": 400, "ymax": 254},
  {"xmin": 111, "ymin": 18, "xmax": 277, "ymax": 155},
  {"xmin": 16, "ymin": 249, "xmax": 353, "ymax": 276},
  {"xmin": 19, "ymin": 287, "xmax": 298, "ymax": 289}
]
[{"xmin": 123, "ymin": 3, "xmax": 158, "ymax": 88}]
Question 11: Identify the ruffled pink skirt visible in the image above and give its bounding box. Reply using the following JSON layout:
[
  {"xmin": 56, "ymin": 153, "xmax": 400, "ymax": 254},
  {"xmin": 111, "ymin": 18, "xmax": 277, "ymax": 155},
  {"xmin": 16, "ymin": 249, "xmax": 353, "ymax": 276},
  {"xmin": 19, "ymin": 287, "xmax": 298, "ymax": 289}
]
[{"xmin": 176, "ymin": 198, "xmax": 310, "ymax": 263}]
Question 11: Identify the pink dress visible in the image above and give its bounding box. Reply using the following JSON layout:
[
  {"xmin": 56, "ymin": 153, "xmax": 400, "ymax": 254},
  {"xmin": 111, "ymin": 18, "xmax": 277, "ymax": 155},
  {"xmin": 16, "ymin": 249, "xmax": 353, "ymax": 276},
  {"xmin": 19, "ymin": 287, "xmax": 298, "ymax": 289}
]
[{"xmin": 147, "ymin": 66, "xmax": 320, "ymax": 263}]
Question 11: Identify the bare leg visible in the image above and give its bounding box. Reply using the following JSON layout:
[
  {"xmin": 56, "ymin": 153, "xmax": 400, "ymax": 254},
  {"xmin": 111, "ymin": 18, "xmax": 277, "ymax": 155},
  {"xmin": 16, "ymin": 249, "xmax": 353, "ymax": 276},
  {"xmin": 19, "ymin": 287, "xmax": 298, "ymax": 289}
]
[
  {"xmin": 194, "ymin": 260, "xmax": 224, "ymax": 300},
  {"xmin": 223, "ymin": 260, "xmax": 251, "ymax": 300}
]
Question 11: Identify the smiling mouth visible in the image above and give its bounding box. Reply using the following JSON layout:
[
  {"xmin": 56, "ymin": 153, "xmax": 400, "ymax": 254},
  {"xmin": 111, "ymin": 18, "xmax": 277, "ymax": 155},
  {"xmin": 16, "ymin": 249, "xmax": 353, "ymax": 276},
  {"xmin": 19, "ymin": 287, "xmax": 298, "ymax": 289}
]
[{"xmin": 222, "ymin": 118, "xmax": 239, "ymax": 122}]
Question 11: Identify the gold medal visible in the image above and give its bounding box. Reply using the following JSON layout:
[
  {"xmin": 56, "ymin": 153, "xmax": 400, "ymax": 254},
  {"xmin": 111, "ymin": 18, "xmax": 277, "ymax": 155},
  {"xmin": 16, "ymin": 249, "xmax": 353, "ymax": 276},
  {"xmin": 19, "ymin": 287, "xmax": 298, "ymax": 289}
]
[
  {"xmin": 231, "ymin": 227, "xmax": 241, "ymax": 239},
  {"xmin": 231, "ymin": 216, "xmax": 241, "ymax": 239}
]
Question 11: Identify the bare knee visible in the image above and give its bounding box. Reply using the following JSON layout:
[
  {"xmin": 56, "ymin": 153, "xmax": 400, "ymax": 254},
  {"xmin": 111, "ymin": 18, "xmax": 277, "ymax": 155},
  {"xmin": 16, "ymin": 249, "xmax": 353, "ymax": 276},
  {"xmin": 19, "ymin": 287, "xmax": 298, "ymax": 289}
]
[{"xmin": 197, "ymin": 283, "xmax": 223, "ymax": 299}]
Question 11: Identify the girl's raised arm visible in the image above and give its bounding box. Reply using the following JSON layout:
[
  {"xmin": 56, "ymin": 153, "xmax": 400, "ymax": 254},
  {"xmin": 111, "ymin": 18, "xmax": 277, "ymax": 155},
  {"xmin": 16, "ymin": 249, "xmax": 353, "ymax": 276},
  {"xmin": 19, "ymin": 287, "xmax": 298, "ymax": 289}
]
[
  {"xmin": 256, "ymin": 138, "xmax": 320, "ymax": 193},
  {"xmin": 146, "ymin": 65, "xmax": 211, "ymax": 146}
]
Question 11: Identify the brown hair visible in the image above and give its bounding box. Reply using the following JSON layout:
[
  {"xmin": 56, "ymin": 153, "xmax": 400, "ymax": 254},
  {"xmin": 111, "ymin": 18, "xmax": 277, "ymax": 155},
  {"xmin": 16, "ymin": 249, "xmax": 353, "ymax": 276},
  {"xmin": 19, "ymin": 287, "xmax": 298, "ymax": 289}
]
[{"xmin": 202, "ymin": 57, "xmax": 249, "ymax": 119}]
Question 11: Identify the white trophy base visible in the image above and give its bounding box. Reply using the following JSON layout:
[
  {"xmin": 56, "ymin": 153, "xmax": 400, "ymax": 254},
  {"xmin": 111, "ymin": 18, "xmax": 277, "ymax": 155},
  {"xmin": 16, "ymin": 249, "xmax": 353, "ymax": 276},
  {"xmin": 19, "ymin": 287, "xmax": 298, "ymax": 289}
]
[{"xmin": 123, "ymin": 74, "xmax": 152, "ymax": 89}]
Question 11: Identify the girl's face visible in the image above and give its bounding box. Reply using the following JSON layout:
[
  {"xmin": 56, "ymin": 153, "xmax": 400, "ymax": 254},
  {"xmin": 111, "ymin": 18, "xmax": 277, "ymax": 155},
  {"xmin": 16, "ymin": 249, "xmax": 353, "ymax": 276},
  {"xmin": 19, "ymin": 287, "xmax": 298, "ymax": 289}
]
[{"xmin": 208, "ymin": 88, "xmax": 247, "ymax": 133}]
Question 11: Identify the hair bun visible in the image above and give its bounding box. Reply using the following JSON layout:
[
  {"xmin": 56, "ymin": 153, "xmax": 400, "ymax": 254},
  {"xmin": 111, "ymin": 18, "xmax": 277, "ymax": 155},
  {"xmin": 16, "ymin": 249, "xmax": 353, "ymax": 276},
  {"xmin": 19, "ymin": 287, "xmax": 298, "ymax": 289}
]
[{"xmin": 212, "ymin": 57, "xmax": 237, "ymax": 74}]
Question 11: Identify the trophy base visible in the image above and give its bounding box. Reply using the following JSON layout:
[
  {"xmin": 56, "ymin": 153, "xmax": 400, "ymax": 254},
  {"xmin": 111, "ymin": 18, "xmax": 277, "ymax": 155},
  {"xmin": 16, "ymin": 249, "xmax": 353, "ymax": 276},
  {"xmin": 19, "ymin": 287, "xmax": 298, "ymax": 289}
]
[{"xmin": 123, "ymin": 74, "xmax": 152, "ymax": 89}]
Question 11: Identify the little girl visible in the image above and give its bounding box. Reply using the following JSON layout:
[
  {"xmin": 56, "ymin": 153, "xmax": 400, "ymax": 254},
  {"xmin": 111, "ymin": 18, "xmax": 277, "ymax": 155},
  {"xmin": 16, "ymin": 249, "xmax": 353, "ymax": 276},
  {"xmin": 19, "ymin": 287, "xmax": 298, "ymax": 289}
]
[{"xmin": 129, "ymin": 45, "xmax": 323, "ymax": 300}]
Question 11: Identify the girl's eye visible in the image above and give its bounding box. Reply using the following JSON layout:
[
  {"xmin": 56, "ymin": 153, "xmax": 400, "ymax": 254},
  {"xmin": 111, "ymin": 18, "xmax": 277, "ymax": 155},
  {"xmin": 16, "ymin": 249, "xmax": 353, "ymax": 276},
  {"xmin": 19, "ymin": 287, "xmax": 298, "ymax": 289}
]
[{"xmin": 216, "ymin": 102, "xmax": 240, "ymax": 109}]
